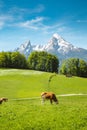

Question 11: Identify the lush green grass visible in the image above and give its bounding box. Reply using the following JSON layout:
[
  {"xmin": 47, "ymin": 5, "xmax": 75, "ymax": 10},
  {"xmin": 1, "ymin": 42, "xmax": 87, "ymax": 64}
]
[
  {"xmin": 0, "ymin": 69, "xmax": 87, "ymax": 98},
  {"xmin": 0, "ymin": 69, "xmax": 87, "ymax": 130},
  {"xmin": 0, "ymin": 96, "xmax": 87, "ymax": 130}
]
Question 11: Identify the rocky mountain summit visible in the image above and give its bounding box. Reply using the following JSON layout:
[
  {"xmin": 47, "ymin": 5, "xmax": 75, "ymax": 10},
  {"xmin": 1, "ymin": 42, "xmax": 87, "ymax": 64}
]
[{"xmin": 16, "ymin": 33, "xmax": 87, "ymax": 62}]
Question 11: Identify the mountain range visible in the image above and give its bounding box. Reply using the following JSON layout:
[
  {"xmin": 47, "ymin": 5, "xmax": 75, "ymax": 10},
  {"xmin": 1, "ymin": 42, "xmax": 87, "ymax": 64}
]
[{"xmin": 15, "ymin": 33, "xmax": 87, "ymax": 62}]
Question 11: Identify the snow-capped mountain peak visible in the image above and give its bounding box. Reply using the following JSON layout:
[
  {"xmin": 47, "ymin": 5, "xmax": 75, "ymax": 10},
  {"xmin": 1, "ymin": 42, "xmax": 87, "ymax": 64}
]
[
  {"xmin": 16, "ymin": 40, "xmax": 32, "ymax": 57},
  {"xmin": 24, "ymin": 40, "xmax": 31, "ymax": 48},
  {"xmin": 53, "ymin": 33, "xmax": 70, "ymax": 47},
  {"xmin": 53, "ymin": 33, "xmax": 62, "ymax": 39},
  {"xmin": 18, "ymin": 40, "xmax": 31, "ymax": 51},
  {"xmin": 15, "ymin": 33, "xmax": 87, "ymax": 62},
  {"xmin": 44, "ymin": 33, "xmax": 76, "ymax": 54},
  {"xmin": 33, "ymin": 44, "xmax": 45, "ymax": 51}
]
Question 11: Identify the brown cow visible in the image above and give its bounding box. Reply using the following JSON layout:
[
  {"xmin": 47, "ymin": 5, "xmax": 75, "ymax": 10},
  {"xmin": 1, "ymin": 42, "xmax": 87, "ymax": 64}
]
[
  {"xmin": 41, "ymin": 92, "xmax": 58, "ymax": 104},
  {"xmin": 0, "ymin": 97, "xmax": 8, "ymax": 104}
]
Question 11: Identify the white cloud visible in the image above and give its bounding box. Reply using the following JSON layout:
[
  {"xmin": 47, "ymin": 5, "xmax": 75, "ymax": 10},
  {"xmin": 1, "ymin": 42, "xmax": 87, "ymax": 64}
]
[
  {"xmin": 14, "ymin": 16, "xmax": 67, "ymax": 36},
  {"xmin": 28, "ymin": 4, "xmax": 45, "ymax": 14},
  {"xmin": 9, "ymin": 4, "xmax": 44, "ymax": 15},
  {"xmin": 0, "ymin": 15, "xmax": 13, "ymax": 21},
  {"xmin": 17, "ymin": 17, "xmax": 45, "ymax": 30},
  {"xmin": 0, "ymin": 3, "xmax": 45, "ymax": 29},
  {"xmin": 0, "ymin": 21, "xmax": 4, "ymax": 29},
  {"xmin": 0, "ymin": 15, "xmax": 14, "ymax": 29},
  {"xmin": 0, "ymin": 4, "xmax": 45, "ymax": 29},
  {"xmin": 77, "ymin": 20, "xmax": 87, "ymax": 23},
  {"xmin": 29, "ymin": 17, "xmax": 45, "ymax": 24}
]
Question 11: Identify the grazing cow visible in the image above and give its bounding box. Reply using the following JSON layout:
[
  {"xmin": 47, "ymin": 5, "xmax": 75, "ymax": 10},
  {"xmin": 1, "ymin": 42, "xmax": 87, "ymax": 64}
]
[
  {"xmin": 0, "ymin": 97, "xmax": 8, "ymax": 104},
  {"xmin": 41, "ymin": 92, "xmax": 58, "ymax": 104}
]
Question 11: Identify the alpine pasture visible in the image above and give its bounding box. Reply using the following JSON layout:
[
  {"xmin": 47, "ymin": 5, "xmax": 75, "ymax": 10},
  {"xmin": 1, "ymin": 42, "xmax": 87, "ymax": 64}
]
[{"xmin": 0, "ymin": 69, "xmax": 87, "ymax": 130}]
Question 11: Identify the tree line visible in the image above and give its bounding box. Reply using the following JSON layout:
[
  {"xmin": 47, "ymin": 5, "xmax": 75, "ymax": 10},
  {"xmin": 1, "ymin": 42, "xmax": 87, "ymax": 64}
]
[
  {"xmin": 28, "ymin": 51, "xmax": 59, "ymax": 72},
  {"xmin": 0, "ymin": 51, "xmax": 58, "ymax": 73},
  {"xmin": 60, "ymin": 58, "xmax": 87, "ymax": 77},
  {"xmin": 0, "ymin": 52, "xmax": 28, "ymax": 69},
  {"xmin": 0, "ymin": 51, "xmax": 87, "ymax": 77}
]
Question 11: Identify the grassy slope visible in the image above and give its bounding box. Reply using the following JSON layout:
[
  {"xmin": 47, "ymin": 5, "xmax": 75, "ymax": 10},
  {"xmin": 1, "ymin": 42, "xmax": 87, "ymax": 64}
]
[
  {"xmin": 0, "ymin": 69, "xmax": 87, "ymax": 130},
  {"xmin": 0, "ymin": 69, "xmax": 87, "ymax": 98}
]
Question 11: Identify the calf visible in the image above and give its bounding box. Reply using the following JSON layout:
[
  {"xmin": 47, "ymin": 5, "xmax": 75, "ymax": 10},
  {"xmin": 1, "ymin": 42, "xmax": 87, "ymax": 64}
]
[{"xmin": 0, "ymin": 97, "xmax": 8, "ymax": 104}]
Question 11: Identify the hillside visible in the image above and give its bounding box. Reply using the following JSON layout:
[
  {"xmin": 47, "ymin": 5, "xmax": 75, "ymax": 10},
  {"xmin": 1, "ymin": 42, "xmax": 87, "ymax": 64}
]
[
  {"xmin": 0, "ymin": 69, "xmax": 87, "ymax": 99},
  {"xmin": 0, "ymin": 69, "xmax": 87, "ymax": 130}
]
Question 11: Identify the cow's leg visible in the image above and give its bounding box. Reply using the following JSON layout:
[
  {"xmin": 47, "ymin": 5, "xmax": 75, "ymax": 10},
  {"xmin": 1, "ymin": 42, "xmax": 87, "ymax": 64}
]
[
  {"xmin": 50, "ymin": 99, "xmax": 53, "ymax": 104},
  {"xmin": 41, "ymin": 96, "xmax": 45, "ymax": 104}
]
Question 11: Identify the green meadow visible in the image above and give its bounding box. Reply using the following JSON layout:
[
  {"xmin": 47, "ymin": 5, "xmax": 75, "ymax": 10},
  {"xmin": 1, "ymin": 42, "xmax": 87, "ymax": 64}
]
[{"xmin": 0, "ymin": 69, "xmax": 87, "ymax": 130}]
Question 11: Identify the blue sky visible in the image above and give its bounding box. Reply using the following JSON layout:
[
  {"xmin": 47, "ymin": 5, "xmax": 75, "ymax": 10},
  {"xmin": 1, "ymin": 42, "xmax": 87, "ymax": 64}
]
[{"xmin": 0, "ymin": 0, "xmax": 87, "ymax": 51}]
